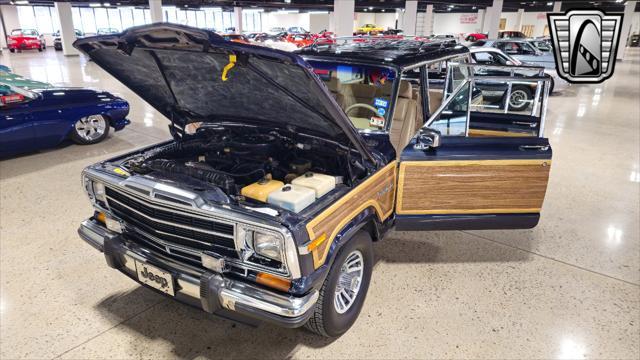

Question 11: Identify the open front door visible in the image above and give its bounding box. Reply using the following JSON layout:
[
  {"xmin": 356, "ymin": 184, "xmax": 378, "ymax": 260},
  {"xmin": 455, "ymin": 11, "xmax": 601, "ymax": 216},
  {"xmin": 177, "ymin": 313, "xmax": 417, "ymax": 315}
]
[{"xmin": 395, "ymin": 64, "xmax": 552, "ymax": 231}]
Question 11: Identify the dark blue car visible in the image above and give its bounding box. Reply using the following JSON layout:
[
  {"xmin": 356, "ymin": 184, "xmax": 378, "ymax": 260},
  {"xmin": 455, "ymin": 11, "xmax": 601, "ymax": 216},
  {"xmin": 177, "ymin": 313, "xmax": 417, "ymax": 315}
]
[{"xmin": 0, "ymin": 83, "xmax": 130, "ymax": 157}]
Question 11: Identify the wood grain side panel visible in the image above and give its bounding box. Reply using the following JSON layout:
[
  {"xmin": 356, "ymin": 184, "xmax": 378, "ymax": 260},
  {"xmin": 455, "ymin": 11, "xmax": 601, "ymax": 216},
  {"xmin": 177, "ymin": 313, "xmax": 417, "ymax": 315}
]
[
  {"xmin": 307, "ymin": 162, "xmax": 397, "ymax": 268},
  {"xmin": 397, "ymin": 160, "xmax": 551, "ymax": 215}
]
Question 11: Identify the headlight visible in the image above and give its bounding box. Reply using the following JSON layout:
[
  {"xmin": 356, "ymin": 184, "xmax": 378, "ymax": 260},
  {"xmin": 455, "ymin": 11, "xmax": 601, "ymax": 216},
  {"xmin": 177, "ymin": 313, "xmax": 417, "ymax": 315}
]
[
  {"xmin": 92, "ymin": 181, "xmax": 107, "ymax": 203},
  {"xmin": 253, "ymin": 231, "xmax": 283, "ymax": 262}
]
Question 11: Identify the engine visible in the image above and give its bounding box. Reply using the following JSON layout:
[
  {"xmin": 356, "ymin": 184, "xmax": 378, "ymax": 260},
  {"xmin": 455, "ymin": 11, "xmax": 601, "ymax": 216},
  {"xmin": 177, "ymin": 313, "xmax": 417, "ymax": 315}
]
[{"xmin": 118, "ymin": 126, "xmax": 359, "ymax": 213}]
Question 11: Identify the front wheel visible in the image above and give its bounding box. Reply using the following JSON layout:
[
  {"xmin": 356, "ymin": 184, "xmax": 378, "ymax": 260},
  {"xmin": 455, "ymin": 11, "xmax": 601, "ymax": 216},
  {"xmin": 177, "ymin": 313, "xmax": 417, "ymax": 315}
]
[
  {"xmin": 305, "ymin": 231, "xmax": 373, "ymax": 337},
  {"xmin": 9, "ymin": 48, "xmax": 15, "ymax": 53},
  {"xmin": 70, "ymin": 115, "xmax": 110, "ymax": 145}
]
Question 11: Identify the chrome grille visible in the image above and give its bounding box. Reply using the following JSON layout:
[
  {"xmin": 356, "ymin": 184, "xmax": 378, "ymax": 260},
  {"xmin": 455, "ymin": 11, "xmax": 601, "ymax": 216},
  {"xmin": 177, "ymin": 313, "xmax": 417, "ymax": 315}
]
[{"xmin": 105, "ymin": 187, "xmax": 239, "ymax": 263}]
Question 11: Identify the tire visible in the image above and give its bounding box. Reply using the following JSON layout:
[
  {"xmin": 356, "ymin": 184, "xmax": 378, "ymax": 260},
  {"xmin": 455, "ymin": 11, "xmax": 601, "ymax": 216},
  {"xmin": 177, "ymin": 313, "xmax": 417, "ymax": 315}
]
[
  {"xmin": 548, "ymin": 77, "xmax": 555, "ymax": 94},
  {"xmin": 305, "ymin": 231, "xmax": 373, "ymax": 337},
  {"xmin": 9, "ymin": 49, "xmax": 14, "ymax": 53},
  {"xmin": 70, "ymin": 115, "xmax": 110, "ymax": 145},
  {"xmin": 38, "ymin": 47, "xmax": 42, "ymax": 52},
  {"xmin": 507, "ymin": 85, "xmax": 533, "ymax": 112}
]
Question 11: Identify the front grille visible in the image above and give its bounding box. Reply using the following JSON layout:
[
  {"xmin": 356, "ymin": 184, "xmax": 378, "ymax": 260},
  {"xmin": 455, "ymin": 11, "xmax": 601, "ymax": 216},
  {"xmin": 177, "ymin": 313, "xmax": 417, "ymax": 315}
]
[{"xmin": 105, "ymin": 187, "xmax": 238, "ymax": 265}]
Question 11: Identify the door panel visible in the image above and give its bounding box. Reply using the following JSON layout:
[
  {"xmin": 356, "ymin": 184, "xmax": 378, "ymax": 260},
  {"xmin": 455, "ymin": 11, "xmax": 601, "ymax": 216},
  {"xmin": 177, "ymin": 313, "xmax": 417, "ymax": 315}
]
[{"xmin": 396, "ymin": 159, "xmax": 550, "ymax": 215}]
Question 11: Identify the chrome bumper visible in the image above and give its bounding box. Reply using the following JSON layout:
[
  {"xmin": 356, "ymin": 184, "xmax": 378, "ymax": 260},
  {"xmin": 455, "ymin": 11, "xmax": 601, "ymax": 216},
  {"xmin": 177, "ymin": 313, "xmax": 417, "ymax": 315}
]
[{"xmin": 78, "ymin": 219, "xmax": 317, "ymax": 327}]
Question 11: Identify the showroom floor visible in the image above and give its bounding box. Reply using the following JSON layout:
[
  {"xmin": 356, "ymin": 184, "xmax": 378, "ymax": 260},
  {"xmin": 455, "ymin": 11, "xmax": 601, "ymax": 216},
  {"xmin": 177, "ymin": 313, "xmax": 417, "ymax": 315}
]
[{"xmin": 0, "ymin": 47, "xmax": 638, "ymax": 359}]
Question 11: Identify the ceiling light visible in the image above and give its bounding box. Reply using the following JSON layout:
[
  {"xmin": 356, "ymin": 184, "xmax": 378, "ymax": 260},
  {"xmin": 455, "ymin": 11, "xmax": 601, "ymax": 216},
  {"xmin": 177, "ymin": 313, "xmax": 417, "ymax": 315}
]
[
  {"xmin": 14, "ymin": 0, "xmax": 29, "ymax": 4},
  {"xmin": 284, "ymin": 0, "xmax": 291, "ymax": 3},
  {"xmin": 547, "ymin": 2, "xmax": 553, "ymax": 5},
  {"xmin": 369, "ymin": 6, "xmax": 373, "ymax": 10},
  {"xmin": 89, "ymin": 3, "xmax": 101, "ymax": 7},
  {"xmin": 103, "ymin": 2, "xmax": 110, "ymax": 6}
]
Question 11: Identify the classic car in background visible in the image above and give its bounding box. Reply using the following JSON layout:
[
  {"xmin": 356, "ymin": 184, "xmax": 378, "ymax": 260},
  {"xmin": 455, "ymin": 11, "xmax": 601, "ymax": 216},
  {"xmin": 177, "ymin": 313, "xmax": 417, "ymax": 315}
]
[
  {"xmin": 465, "ymin": 32, "xmax": 488, "ymax": 42},
  {"xmin": 75, "ymin": 24, "xmax": 553, "ymax": 338},
  {"xmin": 53, "ymin": 29, "xmax": 85, "ymax": 51},
  {"xmin": 356, "ymin": 23, "xmax": 385, "ymax": 34},
  {"xmin": 222, "ymin": 34, "xmax": 250, "ymax": 44},
  {"xmin": 97, "ymin": 28, "xmax": 119, "ymax": 35},
  {"xmin": 472, "ymin": 39, "xmax": 556, "ymax": 69},
  {"xmin": 628, "ymin": 34, "xmax": 639, "ymax": 47},
  {"xmin": 7, "ymin": 29, "xmax": 46, "ymax": 53},
  {"xmin": 287, "ymin": 26, "xmax": 309, "ymax": 34},
  {"xmin": 469, "ymin": 47, "xmax": 569, "ymax": 94},
  {"xmin": 0, "ymin": 80, "xmax": 130, "ymax": 158},
  {"xmin": 498, "ymin": 30, "xmax": 527, "ymax": 39},
  {"xmin": 0, "ymin": 68, "xmax": 52, "ymax": 90},
  {"xmin": 285, "ymin": 33, "xmax": 315, "ymax": 48}
]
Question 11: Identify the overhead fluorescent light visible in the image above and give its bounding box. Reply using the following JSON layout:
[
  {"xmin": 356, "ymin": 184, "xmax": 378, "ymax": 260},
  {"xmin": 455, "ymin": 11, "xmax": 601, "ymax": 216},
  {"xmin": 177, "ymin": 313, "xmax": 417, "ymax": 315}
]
[
  {"xmin": 276, "ymin": 10, "xmax": 298, "ymax": 14},
  {"xmin": 103, "ymin": 2, "xmax": 110, "ymax": 6},
  {"xmin": 15, "ymin": 0, "xmax": 29, "ymax": 4},
  {"xmin": 245, "ymin": 8, "xmax": 264, "ymax": 12},
  {"xmin": 89, "ymin": 3, "xmax": 101, "ymax": 7},
  {"xmin": 308, "ymin": 11, "xmax": 329, "ymax": 14}
]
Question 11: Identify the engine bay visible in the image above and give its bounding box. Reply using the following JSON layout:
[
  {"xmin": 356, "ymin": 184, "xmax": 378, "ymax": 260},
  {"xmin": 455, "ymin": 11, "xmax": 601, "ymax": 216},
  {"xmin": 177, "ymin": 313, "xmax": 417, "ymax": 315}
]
[{"xmin": 115, "ymin": 125, "xmax": 367, "ymax": 214}]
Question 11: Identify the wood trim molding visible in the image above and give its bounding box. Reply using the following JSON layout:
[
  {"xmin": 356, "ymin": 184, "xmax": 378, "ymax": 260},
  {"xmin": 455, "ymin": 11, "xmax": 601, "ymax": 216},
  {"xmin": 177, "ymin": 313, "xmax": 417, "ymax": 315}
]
[
  {"xmin": 396, "ymin": 159, "xmax": 551, "ymax": 215},
  {"xmin": 306, "ymin": 162, "xmax": 397, "ymax": 269}
]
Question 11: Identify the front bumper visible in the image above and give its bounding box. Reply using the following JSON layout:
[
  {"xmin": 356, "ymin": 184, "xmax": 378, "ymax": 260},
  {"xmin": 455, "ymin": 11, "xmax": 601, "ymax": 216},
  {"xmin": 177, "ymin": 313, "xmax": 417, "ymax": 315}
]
[{"xmin": 78, "ymin": 219, "xmax": 317, "ymax": 328}]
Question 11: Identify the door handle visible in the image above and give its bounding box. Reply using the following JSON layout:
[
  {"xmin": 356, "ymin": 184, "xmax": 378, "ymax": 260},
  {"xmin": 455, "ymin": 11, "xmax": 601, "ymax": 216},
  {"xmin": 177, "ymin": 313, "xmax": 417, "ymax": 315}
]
[
  {"xmin": 512, "ymin": 121, "xmax": 537, "ymax": 128},
  {"xmin": 519, "ymin": 145, "xmax": 549, "ymax": 151}
]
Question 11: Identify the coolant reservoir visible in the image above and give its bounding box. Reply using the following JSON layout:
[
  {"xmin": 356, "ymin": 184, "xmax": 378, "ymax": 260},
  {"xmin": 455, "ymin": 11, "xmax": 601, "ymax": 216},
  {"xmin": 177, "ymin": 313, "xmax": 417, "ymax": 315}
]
[
  {"xmin": 291, "ymin": 172, "xmax": 336, "ymax": 198},
  {"xmin": 241, "ymin": 178, "xmax": 284, "ymax": 203},
  {"xmin": 267, "ymin": 184, "xmax": 315, "ymax": 213}
]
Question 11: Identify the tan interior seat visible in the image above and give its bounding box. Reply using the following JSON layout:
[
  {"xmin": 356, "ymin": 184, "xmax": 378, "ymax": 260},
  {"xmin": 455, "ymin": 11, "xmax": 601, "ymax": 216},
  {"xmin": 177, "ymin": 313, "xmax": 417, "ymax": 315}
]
[
  {"xmin": 389, "ymin": 80, "xmax": 418, "ymax": 156},
  {"xmin": 428, "ymin": 89, "xmax": 444, "ymax": 115},
  {"xmin": 326, "ymin": 77, "xmax": 346, "ymax": 108},
  {"xmin": 413, "ymin": 87, "xmax": 424, "ymax": 133},
  {"xmin": 344, "ymin": 83, "xmax": 377, "ymax": 117}
]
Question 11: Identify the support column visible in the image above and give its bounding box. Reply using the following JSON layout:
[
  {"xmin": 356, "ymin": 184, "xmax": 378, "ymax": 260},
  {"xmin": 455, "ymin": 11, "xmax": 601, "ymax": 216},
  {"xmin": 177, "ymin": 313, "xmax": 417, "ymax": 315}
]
[
  {"xmin": 617, "ymin": 0, "xmax": 636, "ymax": 60},
  {"xmin": 0, "ymin": 7, "xmax": 7, "ymax": 49},
  {"xmin": 333, "ymin": 0, "xmax": 354, "ymax": 37},
  {"xmin": 404, "ymin": 0, "xmax": 418, "ymax": 35},
  {"xmin": 395, "ymin": 8, "xmax": 404, "ymax": 31},
  {"xmin": 553, "ymin": 2, "xmax": 561, "ymax": 13},
  {"xmin": 516, "ymin": 8, "xmax": 524, "ymax": 32},
  {"xmin": 149, "ymin": 0, "xmax": 162, "ymax": 23},
  {"xmin": 233, "ymin": 7, "xmax": 242, "ymax": 33},
  {"xmin": 424, "ymin": 4, "xmax": 434, "ymax": 36},
  {"xmin": 54, "ymin": 2, "xmax": 79, "ymax": 56},
  {"xmin": 478, "ymin": 9, "xmax": 485, "ymax": 34},
  {"xmin": 485, "ymin": 0, "xmax": 503, "ymax": 39}
]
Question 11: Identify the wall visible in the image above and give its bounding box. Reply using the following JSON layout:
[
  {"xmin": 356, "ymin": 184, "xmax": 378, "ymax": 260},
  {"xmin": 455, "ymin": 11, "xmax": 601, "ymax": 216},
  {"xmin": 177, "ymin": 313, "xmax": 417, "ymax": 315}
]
[
  {"xmin": 262, "ymin": 12, "xmax": 310, "ymax": 32},
  {"xmin": 432, "ymin": 12, "xmax": 483, "ymax": 35},
  {"xmin": 354, "ymin": 12, "xmax": 398, "ymax": 31},
  {"xmin": 309, "ymin": 13, "xmax": 331, "ymax": 33}
]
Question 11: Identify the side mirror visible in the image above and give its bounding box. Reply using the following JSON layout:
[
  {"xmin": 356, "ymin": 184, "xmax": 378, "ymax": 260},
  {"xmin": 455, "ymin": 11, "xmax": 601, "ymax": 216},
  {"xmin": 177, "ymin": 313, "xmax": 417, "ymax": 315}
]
[{"xmin": 414, "ymin": 128, "xmax": 441, "ymax": 150}]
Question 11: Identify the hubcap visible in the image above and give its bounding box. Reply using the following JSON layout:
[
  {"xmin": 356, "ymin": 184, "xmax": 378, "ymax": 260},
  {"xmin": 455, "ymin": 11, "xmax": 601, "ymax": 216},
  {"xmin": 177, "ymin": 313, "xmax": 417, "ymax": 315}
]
[
  {"xmin": 509, "ymin": 90, "xmax": 528, "ymax": 109},
  {"xmin": 334, "ymin": 250, "xmax": 364, "ymax": 314},
  {"xmin": 75, "ymin": 115, "xmax": 106, "ymax": 141}
]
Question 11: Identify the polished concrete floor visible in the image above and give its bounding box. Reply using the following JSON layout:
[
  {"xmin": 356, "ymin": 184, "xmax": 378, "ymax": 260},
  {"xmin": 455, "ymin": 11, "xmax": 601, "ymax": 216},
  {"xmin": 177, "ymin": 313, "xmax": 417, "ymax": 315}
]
[{"xmin": 0, "ymin": 47, "xmax": 638, "ymax": 359}]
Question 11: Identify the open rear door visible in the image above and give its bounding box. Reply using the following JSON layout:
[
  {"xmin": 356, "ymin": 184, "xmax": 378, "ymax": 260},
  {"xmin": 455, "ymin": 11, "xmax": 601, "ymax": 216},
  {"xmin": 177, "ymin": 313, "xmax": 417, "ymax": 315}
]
[{"xmin": 395, "ymin": 63, "xmax": 552, "ymax": 231}]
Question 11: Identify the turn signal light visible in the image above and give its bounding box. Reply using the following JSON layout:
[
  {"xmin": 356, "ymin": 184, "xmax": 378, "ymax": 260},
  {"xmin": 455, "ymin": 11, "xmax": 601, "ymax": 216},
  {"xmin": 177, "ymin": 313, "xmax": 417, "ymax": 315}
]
[
  {"xmin": 256, "ymin": 272, "xmax": 291, "ymax": 292},
  {"xmin": 307, "ymin": 233, "xmax": 327, "ymax": 252},
  {"xmin": 95, "ymin": 212, "xmax": 106, "ymax": 224}
]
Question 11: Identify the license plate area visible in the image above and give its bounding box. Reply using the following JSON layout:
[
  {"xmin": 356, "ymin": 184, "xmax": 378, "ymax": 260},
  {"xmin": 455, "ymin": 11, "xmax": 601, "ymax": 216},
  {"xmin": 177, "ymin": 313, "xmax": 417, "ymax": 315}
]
[{"xmin": 134, "ymin": 260, "xmax": 175, "ymax": 296}]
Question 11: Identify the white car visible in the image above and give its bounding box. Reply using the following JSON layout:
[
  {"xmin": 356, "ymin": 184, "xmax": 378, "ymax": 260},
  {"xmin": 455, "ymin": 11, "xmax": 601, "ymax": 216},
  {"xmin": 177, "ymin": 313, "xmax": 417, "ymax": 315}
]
[{"xmin": 469, "ymin": 47, "xmax": 569, "ymax": 93}]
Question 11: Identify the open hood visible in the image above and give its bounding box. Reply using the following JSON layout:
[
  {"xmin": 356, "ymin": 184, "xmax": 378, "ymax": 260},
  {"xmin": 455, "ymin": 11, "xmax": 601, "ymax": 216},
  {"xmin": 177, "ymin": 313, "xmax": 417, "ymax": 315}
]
[{"xmin": 73, "ymin": 23, "xmax": 372, "ymax": 161}]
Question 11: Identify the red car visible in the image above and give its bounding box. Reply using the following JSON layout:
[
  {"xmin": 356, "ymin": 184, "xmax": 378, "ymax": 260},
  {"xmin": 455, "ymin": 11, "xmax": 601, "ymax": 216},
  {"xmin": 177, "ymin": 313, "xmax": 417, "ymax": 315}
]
[
  {"xmin": 7, "ymin": 29, "xmax": 46, "ymax": 53},
  {"xmin": 465, "ymin": 32, "xmax": 488, "ymax": 42},
  {"xmin": 286, "ymin": 33, "xmax": 315, "ymax": 48}
]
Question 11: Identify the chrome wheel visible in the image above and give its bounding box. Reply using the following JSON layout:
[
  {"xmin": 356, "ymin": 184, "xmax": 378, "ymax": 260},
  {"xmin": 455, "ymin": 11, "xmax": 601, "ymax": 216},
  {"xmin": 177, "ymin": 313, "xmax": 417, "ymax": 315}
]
[
  {"xmin": 334, "ymin": 250, "xmax": 364, "ymax": 314},
  {"xmin": 75, "ymin": 115, "xmax": 107, "ymax": 142},
  {"xmin": 509, "ymin": 89, "xmax": 529, "ymax": 109}
]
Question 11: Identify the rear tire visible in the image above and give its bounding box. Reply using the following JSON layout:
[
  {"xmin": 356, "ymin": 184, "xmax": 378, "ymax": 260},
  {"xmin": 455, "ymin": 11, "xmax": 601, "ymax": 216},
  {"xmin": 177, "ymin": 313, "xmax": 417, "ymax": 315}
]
[
  {"xmin": 506, "ymin": 85, "xmax": 533, "ymax": 112},
  {"xmin": 9, "ymin": 49, "xmax": 15, "ymax": 53},
  {"xmin": 70, "ymin": 115, "xmax": 110, "ymax": 145},
  {"xmin": 38, "ymin": 47, "xmax": 42, "ymax": 52},
  {"xmin": 305, "ymin": 231, "xmax": 373, "ymax": 337}
]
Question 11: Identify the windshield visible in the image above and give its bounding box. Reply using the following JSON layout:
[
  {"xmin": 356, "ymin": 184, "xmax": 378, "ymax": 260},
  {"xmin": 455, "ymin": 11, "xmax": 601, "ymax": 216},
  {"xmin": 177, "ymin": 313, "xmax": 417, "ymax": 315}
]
[
  {"xmin": 471, "ymin": 51, "xmax": 521, "ymax": 66},
  {"xmin": 11, "ymin": 29, "xmax": 37, "ymax": 36},
  {"xmin": 307, "ymin": 61, "xmax": 397, "ymax": 131},
  {"xmin": 0, "ymin": 83, "xmax": 37, "ymax": 107}
]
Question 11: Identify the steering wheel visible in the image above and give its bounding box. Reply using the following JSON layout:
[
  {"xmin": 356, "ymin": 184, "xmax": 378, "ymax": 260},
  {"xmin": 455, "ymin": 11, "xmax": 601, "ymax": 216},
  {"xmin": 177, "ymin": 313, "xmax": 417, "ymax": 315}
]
[{"xmin": 345, "ymin": 103, "xmax": 378, "ymax": 116}]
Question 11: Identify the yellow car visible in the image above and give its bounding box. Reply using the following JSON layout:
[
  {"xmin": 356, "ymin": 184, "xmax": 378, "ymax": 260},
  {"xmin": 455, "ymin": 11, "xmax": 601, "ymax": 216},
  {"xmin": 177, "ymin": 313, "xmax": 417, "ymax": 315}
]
[{"xmin": 356, "ymin": 24, "xmax": 384, "ymax": 34}]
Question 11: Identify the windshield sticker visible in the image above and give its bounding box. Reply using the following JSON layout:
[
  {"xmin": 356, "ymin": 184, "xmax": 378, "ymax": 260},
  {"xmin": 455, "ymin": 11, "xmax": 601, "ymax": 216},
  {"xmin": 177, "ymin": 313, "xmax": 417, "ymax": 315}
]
[
  {"xmin": 377, "ymin": 107, "xmax": 386, "ymax": 116},
  {"xmin": 374, "ymin": 98, "xmax": 389, "ymax": 108},
  {"xmin": 369, "ymin": 116, "xmax": 385, "ymax": 129}
]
